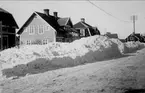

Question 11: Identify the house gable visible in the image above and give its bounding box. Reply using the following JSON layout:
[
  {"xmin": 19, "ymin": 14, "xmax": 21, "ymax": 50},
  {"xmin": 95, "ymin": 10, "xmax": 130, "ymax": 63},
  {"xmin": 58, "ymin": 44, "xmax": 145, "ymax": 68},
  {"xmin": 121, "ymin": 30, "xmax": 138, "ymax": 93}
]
[
  {"xmin": 74, "ymin": 21, "xmax": 98, "ymax": 37},
  {"xmin": 57, "ymin": 18, "xmax": 69, "ymax": 26},
  {"xmin": 125, "ymin": 33, "xmax": 145, "ymax": 42},
  {"xmin": 66, "ymin": 18, "xmax": 73, "ymax": 27},
  {"xmin": 126, "ymin": 34, "xmax": 139, "ymax": 41},
  {"xmin": 0, "ymin": 10, "xmax": 19, "ymax": 29},
  {"xmin": 36, "ymin": 12, "xmax": 59, "ymax": 31},
  {"xmin": 17, "ymin": 13, "xmax": 36, "ymax": 34},
  {"xmin": 19, "ymin": 12, "xmax": 56, "ymax": 44},
  {"xmin": 18, "ymin": 12, "xmax": 56, "ymax": 35},
  {"xmin": 74, "ymin": 22, "xmax": 88, "ymax": 29}
]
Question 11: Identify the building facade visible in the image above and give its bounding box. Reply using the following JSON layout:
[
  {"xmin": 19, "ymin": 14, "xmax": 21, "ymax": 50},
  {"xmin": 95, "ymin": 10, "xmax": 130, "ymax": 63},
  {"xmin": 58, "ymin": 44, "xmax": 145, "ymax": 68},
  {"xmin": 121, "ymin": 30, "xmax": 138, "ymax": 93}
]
[
  {"xmin": 17, "ymin": 9, "xmax": 79, "ymax": 45},
  {"xmin": 0, "ymin": 8, "xmax": 19, "ymax": 50},
  {"xmin": 74, "ymin": 18, "xmax": 100, "ymax": 38}
]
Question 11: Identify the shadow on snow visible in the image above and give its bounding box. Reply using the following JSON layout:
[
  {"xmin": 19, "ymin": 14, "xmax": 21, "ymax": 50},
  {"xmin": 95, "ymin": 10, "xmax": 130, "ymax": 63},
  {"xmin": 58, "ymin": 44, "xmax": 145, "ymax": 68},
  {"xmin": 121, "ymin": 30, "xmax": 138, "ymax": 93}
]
[{"xmin": 2, "ymin": 53, "xmax": 131, "ymax": 79}]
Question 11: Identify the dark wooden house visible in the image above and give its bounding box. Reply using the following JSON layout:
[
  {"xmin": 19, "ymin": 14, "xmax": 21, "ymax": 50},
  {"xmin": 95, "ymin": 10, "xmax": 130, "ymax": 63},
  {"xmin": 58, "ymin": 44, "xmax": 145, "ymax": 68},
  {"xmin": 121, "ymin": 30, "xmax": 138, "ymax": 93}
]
[
  {"xmin": 119, "ymin": 39, "xmax": 126, "ymax": 43},
  {"xmin": 17, "ymin": 9, "xmax": 79, "ymax": 45},
  {"xmin": 0, "ymin": 8, "xmax": 19, "ymax": 50},
  {"xmin": 105, "ymin": 32, "xmax": 118, "ymax": 39},
  {"xmin": 125, "ymin": 33, "xmax": 145, "ymax": 43},
  {"xmin": 73, "ymin": 18, "xmax": 100, "ymax": 38}
]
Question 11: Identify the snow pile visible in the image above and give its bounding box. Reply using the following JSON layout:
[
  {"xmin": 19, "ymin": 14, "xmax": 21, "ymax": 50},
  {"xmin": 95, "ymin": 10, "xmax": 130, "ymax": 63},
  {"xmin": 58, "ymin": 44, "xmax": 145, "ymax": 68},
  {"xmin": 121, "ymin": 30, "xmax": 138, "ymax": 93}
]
[
  {"xmin": 110, "ymin": 39, "xmax": 145, "ymax": 53},
  {"xmin": 110, "ymin": 38, "xmax": 126, "ymax": 53},
  {"xmin": 124, "ymin": 41, "xmax": 145, "ymax": 53},
  {"xmin": 0, "ymin": 35, "xmax": 122, "ymax": 68},
  {"xmin": 0, "ymin": 43, "xmax": 69, "ymax": 68},
  {"xmin": 50, "ymin": 36, "xmax": 123, "ymax": 67},
  {"xmin": 0, "ymin": 35, "xmax": 145, "ymax": 78}
]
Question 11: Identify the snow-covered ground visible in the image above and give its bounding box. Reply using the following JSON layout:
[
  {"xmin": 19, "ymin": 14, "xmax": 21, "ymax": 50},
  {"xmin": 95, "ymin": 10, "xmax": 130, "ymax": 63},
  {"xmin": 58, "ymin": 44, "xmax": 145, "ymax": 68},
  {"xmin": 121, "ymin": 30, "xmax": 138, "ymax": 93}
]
[
  {"xmin": 1, "ymin": 43, "xmax": 145, "ymax": 93},
  {"xmin": 0, "ymin": 35, "xmax": 145, "ymax": 78}
]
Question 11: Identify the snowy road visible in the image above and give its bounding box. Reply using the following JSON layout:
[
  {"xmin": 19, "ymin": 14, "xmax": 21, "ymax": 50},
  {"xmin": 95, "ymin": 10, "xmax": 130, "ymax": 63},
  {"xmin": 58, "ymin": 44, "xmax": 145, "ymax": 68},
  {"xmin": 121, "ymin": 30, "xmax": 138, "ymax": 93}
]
[{"xmin": 0, "ymin": 48, "xmax": 145, "ymax": 93}]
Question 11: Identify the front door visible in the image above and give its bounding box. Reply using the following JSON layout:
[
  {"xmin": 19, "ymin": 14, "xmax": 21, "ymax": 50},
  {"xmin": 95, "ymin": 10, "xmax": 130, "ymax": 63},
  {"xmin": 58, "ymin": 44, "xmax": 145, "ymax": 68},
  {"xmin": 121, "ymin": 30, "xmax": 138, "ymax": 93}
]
[{"xmin": 3, "ymin": 35, "xmax": 8, "ymax": 49}]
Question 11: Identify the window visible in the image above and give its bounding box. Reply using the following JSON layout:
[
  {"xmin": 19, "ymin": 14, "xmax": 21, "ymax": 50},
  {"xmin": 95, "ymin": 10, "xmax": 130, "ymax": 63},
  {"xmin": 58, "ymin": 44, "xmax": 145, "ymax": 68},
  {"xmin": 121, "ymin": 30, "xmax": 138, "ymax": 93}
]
[
  {"xmin": 130, "ymin": 36, "xmax": 134, "ymax": 41},
  {"xmin": 42, "ymin": 39, "xmax": 48, "ymax": 44},
  {"xmin": 27, "ymin": 40, "xmax": 31, "ymax": 45},
  {"xmin": 2, "ymin": 27, "xmax": 8, "ymax": 32},
  {"xmin": 80, "ymin": 29, "xmax": 85, "ymax": 36},
  {"xmin": 29, "ymin": 26, "xmax": 35, "ymax": 35},
  {"xmin": 35, "ymin": 25, "xmax": 38, "ymax": 32},
  {"xmin": 44, "ymin": 26, "xmax": 51, "ymax": 31},
  {"xmin": 38, "ymin": 25, "xmax": 44, "ymax": 34}
]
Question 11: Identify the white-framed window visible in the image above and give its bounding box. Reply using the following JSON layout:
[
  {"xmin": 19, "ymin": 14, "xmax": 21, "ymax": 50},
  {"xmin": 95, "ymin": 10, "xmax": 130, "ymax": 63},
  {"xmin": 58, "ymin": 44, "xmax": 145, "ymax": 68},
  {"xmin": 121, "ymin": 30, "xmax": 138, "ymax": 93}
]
[
  {"xmin": 35, "ymin": 25, "xmax": 38, "ymax": 32},
  {"xmin": 43, "ymin": 26, "xmax": 48, "ymax": 31},
  {"xmin": 42, "ymin": 39, "xmax": 48, "ymax": 44},
  {"xmin": 38, "ymin": 25, "xmax": 44, "ymax": 34},
  {"xmin": 46, "ymin": 25, "xmax": 51, "ymax": 31},
  {"xmin": 29, "ymin": 26, "xmax": 35, "ymax": 35},
  {"xmin": 80, "ymin": 29, "xmax": 85, "ymax": 36},
  {"xmin": 27, "ymin": 40, "xmax": 31, "ymax": 45}
]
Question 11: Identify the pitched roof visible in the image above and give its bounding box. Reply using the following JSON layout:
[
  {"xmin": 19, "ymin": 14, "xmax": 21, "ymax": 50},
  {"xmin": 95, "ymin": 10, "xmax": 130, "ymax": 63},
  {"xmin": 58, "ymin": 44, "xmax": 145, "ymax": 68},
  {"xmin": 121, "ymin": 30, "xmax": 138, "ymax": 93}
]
[
  {"xmin": 17, "ymin": 13, "xmax": 36, "ymax": 34},
  {"xmin": 105, "ymin": 33, "xmax": 118, "ymax": 38},
  {"xmin": 36, "ymin": 12, "xmax": 61, "ymax": 31},
  {"xmin": 0, "ymin": 8, "xmax": 19, "ymax": 29},
  {"xmin": 73, "ymin": 21, "xmax": 92, "ymax": 29},
  {"xmin": 129, "ymin": 33, "xmax": 140, "ymax": 37},
  {"xmin": 129, "ymin": 33, "xmax": 145, "ymax": 40},
  {"xmin": 0, "ymin": 8, "xmax": 9, "ymax": 13},
  {"xmin": 82, "ymin": 22, "xmax": 92, "ymax": 28},
  {"xmin": 17, "ymin": 11, "xmax": 74, "ymax": 34},
  {"xmin": 57, "ymin": 18, "xmax": 69, "ymax": 26}
]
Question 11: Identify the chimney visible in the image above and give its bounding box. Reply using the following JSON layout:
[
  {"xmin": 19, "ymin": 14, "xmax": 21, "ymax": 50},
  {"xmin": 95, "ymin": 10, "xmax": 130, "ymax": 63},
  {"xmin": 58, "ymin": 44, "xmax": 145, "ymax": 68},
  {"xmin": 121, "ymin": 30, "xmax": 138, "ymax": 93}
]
[
  {"xmin": 53, "ymin": 12, "xmax": 58, "ymax": 18},
  {"xmin": 44, "ymin": 9, "xmax": 49, "ymax": 16},
  {"xmin": 81, "ymin": 18, "xmax": 85, "ymax": 22}
]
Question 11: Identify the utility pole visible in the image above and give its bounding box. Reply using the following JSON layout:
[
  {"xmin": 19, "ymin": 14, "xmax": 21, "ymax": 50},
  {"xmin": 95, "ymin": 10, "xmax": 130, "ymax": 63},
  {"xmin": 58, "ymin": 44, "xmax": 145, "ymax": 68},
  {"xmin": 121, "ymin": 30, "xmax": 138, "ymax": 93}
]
[
  {"xmin": 0, "ymin": 21, "xmax": 2, "ymax": 50},
  {"xmin": 131, "ymin": 15, "xmax": 138, "ymax": 34}
]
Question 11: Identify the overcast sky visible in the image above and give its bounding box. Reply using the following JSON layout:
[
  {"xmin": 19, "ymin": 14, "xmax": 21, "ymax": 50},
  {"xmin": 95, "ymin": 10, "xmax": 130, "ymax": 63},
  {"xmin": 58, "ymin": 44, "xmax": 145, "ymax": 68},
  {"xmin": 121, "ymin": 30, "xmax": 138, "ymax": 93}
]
[{"xmin": 0, "ymin": 1, "xmax": 145, "ymax": 39}]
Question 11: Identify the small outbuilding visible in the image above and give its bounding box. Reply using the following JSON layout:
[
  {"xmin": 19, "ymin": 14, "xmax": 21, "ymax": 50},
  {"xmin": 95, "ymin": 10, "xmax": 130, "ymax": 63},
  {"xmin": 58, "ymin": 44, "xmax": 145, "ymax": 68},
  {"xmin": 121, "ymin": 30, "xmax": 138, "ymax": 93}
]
[
  {"xmin": 73, "ymin": 18, "xmax": 100, "ymax": 38},
  {"xmin": 125, "ymin": 33, "xmax": 145, "ymax": 43}
]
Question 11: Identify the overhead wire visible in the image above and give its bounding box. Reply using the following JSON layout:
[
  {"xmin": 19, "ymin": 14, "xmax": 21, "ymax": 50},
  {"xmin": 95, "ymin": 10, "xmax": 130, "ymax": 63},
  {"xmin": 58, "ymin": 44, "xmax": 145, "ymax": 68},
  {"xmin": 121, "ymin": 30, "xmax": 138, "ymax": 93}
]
[{"xmin": 87, "ymin": 0, "xmax": 132, "ymax": 23}]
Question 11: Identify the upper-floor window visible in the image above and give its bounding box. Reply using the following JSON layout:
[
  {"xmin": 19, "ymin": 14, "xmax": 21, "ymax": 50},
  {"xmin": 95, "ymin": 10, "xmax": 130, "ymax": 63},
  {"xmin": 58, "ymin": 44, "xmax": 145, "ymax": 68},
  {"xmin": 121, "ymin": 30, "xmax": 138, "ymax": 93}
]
[
  {"xmin": 44, "ymin": 25, "xmax": 51, "ymax": 31},
  {"xmin": 2, "ymin": 26, "xmax": 8, "ymax": 32},
  {"xmin": 38, "ymin": 25, "xmax": 44, "ymax": 34},
  {"xmin": 29, "ymin": 26, "xmax": 35, "ymax": 35},
  {"xmin": 80, "ymin": 29, "xmax": 85, "ymax": 36}
]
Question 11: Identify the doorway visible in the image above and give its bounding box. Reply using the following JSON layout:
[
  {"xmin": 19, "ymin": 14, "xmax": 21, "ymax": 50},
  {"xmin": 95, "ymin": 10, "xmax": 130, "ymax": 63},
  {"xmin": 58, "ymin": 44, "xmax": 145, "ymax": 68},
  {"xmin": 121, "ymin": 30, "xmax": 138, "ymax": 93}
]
[{"xmin": 3, "ymin": 35, "xmax": 8, "ymax": 49}]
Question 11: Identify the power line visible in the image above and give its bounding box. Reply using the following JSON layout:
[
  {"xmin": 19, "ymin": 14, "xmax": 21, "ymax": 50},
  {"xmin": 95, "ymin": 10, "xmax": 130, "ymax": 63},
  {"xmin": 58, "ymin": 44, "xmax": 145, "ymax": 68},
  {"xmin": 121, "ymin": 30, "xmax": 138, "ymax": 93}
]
[{"xmin": 87, "ymin": 0, "xmax": 132, "ymax": 23}]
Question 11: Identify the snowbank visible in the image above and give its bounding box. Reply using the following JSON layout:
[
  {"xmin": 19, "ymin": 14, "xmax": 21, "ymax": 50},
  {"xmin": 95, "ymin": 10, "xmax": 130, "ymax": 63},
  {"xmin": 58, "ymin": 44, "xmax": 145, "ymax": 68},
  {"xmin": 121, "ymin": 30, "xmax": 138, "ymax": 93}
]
[
  {"xmin": 124, "ymin": 41, "xmax": 145, "ymax": 53},
  {"xmin": 0, "ymin": 35, "xmax": 145, "ymax": 78},
  {"xmin": 110, "ymin": 39, "xmax": 145, "ymax": 53},
  {"xmin": 110, "ymin": 38, "xmax": 126, "ymax": 53}
]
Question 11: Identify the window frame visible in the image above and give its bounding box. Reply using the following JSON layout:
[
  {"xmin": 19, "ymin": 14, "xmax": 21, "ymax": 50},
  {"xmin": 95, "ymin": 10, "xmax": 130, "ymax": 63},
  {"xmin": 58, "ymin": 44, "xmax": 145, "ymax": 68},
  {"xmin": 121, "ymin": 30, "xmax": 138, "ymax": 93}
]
[
  {"xmin": 29, "ymin": 26, "xmax": 35, "ymax": 35},
  {"xmin": 42, "ymin": 39, "xmax": 48, "ymax": 44},
  {"xmin": 80, "ymin": 29, "xmax": 85, "ymax": 36},
  {"xmin": 38, "ymin": 25, "xmax": 44, "ymax": 34},
  {"xmin": 27, "ymin": 40, "xmax": 31, "ymax": 45}
]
